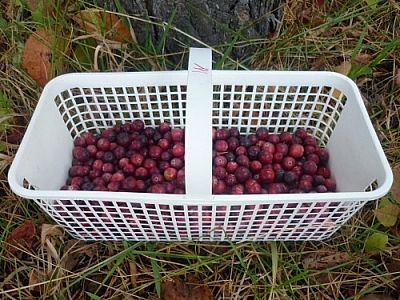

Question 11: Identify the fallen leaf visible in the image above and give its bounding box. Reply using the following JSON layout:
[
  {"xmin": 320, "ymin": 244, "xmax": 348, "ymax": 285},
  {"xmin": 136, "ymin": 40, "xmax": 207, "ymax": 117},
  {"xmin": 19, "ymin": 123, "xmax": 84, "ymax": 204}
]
[
  {"xmin": 41, "ymin": 224, "xmax": 64, "ymax": 246},
  {"xmin": 375, "ymin": 197, "xmax": 400, "ymax": 227},
  {"xmin": 21, "ymin": 29, "xmax": 53, "ymax": 87},
  {"xmin": 332, "ymin": 61, "xmax": 352, "ymax": 98},
  {"xmin": 26, "ymin": 0, "xmax": 59, "ymax": 18},
  {"xmin": 302, "ymin": 250, "xmax": 353, "ymax": 269},
  {"xmin": 354, "ymin": 53, "xmax": 372, "ymax": 65},
  {"xmin": 3, "ymin": 127, "xmax": 24, "ymax": 144},
  {"xmin": 61, "ymin": 239, "xmax": 87, "ymax": 271},
  {"xmin": 129, "ymin": 261, "xmax": 138, "ymax": 288},
  {"xmin": 74, "ymin": 9, "xmax": 132, "ymax": 43},
  {"xmin": 161, "ymin": 274, "xmax": 213, "ymax": 300},
  {"xmin": 84, "ymin": 243, "xmax": 98, "ymax": 258},
  {"xmin": 22, "ymin": 27, "xmax": 69, "ymax": 87},
  {"xmin": 311, "ymin": 56, "xmax": 326, "ymax": 71},
  {"xmin": 7, "ymin": 220, "xmax": 37, "ymax": 254},
  {"xmin": 365, "ymin": 232, "xmax": 388, "ymax": 253},
  {"xmin": 333, "ymin": 60, "xmax": 352, "ymax": 76},
  {"xmin": 315, "ymin": 0, "xmax": 325, "ymax": 7},
  {"xmin": 28, "ymin": 269, "xmax": 47, "ymax": 296},
  {"xmin": 298, "ymin": 9, "xmax": 324, "ymax": 27}
]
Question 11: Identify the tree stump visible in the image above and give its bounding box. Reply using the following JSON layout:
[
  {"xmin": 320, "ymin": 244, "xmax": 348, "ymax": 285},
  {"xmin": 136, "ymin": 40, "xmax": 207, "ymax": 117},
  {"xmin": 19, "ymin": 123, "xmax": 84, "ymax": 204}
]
[{"xmin": 94, "ymin": 0, "xmax": 284, "ymax": 65}]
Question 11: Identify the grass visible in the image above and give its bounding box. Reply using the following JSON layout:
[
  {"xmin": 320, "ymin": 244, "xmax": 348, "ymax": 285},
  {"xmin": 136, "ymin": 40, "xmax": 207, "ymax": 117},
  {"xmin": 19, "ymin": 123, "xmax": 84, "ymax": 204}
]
[{"xmin": 0, "ymin": 0, "xmax": 399, "ymax": 299}]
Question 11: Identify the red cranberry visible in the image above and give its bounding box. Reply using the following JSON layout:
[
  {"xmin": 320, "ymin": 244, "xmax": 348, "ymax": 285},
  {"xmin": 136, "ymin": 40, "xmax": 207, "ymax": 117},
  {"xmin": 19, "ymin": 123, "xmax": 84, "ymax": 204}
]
[
  {"xmin": 132, "ymin": 119, "xmax": 145, "ymax": 132},
  {"xmin": 164, "ymin": 167, "xmax": 177, "ymax": 181},
  {"xmin": 302, "ymin": 160, "xmax": 318, "ymax": 175},
  {"xmin": 245, "ymin": 179, "xmax": 262, "ymax": 194},
  {"xmin": 249, "ymin": 160, "xmax": 263, "ymax": 173},
  {"xmin": 215, "ymin": 140, "xmax": 229, "ymax": 152},
  {"xmin": 282, "ymin": 156, "xmax": 296, "ymax": 170},
  {"xmin": 295, "ymin": 128, "xmax": 308, "ymax": 140},
  {"xmin": 72, "ymin": 147, "xmax": 90, "ymax": 162},
  {"xmin": 216, "ymin": 128, "xmax": 230, "ymax": 140},
  {"xmin": 121, "ymin": 176, "xmax": 136, "ymax": 191},
  {"xmin": 171, "ymin": 128, "xmax": 184, "ymax": 141},
  {"xmin": 267, "ymin": 134, "xmax": 280, "ymax": 144},
  {"xmin": 158, "ymin": 122, "xmax": 170, "ymax": 134},
  {"xmin": 97, "ymin": 137, "xmax": 111, "ymax": 151},
  {"xmin": 279, "ymin": 131, "xmax": 293, "ymax": 144},
  {"xmin": 214, "ymin": 155, "xmax": 228, "ymax": 167},
  {"xmin": 224, "ymin": 174, "xmax": 238, "ymax": 186},
  {"xmin": 74, "ymin": 136, "xmax": 87, "ymax": 147},
  {"xmin": 258, "ymin": 150, "xmax": 273, "ymax": 164},
  {"xmin": 231, "ymin": 184, "xmax": 244, "ymax": 194},
  {"xmin": 172, "ymin": 143, "xmax": 185, "ymax": 157},
  {"xmin": 259, "ymin": 167, "xmax": 275, "ymax": 184},
  {"xmin": 234, "ymin": 166, "xmax": 252, "ymax": 183},
  {"xmin": 256, "ymin": 127, "xmax": 269, "ymax": 140},
  {"xmin": 289, "ymin": 144, "xmax": 304, "ymax": 159}
]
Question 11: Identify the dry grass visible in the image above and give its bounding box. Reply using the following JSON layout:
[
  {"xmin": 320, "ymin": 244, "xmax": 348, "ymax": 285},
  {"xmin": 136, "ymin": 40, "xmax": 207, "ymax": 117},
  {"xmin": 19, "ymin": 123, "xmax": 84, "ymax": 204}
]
[{"xmin": 0, "ymin": 0, "xmax": 399, "ymax": 299}]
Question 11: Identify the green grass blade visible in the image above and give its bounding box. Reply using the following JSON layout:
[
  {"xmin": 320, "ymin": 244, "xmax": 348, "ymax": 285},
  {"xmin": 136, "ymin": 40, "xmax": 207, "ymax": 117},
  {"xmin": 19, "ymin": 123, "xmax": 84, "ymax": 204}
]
[{"xmin": 146, "ymin": 242, "xmax": 162, "ymax": 298}]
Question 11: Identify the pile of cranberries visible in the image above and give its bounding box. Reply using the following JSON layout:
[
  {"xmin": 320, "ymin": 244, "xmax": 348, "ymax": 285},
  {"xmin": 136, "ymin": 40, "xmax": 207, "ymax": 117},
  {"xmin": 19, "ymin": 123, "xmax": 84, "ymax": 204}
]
[
  {"xmin": 61, "ymin": 120, "xmax": 336, "ymax": 195},
  {"xmin": 211, "ymin": 127, "xmax": 336, "ymax": 194}
]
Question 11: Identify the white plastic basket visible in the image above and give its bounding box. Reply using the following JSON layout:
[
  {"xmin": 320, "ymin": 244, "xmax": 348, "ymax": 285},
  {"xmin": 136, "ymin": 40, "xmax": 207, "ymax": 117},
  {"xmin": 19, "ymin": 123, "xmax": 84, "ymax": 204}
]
[{"xmin": 8, "ymin": 48, "xmax": 393, "ymax": 241}]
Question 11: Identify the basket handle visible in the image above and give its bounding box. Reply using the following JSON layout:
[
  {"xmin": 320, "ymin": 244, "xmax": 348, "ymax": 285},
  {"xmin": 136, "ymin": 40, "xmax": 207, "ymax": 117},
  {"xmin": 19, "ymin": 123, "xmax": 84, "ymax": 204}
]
[{"xmin": 185, "ymin": 48, "xmax": 213, "ymax": 199}]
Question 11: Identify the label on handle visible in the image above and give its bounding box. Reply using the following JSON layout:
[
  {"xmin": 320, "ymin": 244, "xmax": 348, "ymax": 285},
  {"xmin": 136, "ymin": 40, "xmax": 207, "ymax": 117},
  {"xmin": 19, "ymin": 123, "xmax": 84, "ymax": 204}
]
[{"xmin": 185, "ymin": 48, "xmax": 213, "ymax": 199}]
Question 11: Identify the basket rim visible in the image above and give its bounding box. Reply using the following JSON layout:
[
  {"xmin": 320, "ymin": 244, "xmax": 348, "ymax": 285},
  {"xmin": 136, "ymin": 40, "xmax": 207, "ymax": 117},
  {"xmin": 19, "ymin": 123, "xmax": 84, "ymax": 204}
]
[{"xmin": 8, "ymin": 187, "xmax": 387, "ymax": 204}]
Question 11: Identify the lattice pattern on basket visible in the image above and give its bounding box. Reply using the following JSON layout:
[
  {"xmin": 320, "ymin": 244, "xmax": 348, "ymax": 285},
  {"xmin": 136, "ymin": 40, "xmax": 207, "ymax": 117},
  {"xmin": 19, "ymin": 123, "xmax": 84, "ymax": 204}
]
[
  {"xmin": 37, "ymin": 197, "xmax": 364, "ymax": 241},
  {"xmin": 55, "ymin": 85, "xmax": 188, "ymax": 137},
  {"xmin": 212, "ymin": 84, "xmax": 346, "ymax": 146},
  {"xmin": 54, "ymin": 83, "xmax": 346, "ymax": 147}
]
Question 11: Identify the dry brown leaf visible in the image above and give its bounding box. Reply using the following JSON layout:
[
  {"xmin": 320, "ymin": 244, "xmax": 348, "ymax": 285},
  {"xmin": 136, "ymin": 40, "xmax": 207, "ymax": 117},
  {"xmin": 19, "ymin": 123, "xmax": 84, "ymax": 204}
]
[
  {"xmin": 311, "ymin": 56, "xmax": 326, "ymax": 71},
  {"xmin": 26, "ymin": 0, "xmax": 60, "ymax": 17},
  {"xmin": 302, "ymin": 251, "xmax": 353, "ymax": 269},
  {"xmin": 74, "ymin": 9, "xmax": 132, "ymax": 43},
  {"xmin": 333, "ymin": 60, "xmax": 352, "ymax": 76},
  {"xmin": 7, "ymin": 220, "xmax": 37, "ymax": 254},
  {"xmin": 28, "ymin": 270, "xmax": 47, "ymax": 296},
  {"xmin": 84, "ymin": 243, "xmax": 98, "ymax": 258},
  {"xmin": 129, "ymin": 261, "xmax": 138, "ymax": 288},
  {"xmin": 161, "ymin": 274, "xmax": 213, "ymax": 300},
  {"xmin": 41, "ymin": 224, "xmax": 64, "ymax": 246},
  {"xmin": 331, "ymin": 61, "xmax": 352, "ymax": 98},
  {"xmin": 354, "ymin": 53, "xmax": 372, "ymax": 65},
  {"xmin": 61, "ymin": 239, "xmax": 87, "ymax": 271},
  {"xmin": 21, "ymin": 29, "xmax": 53, "ymax": 87}
]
